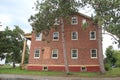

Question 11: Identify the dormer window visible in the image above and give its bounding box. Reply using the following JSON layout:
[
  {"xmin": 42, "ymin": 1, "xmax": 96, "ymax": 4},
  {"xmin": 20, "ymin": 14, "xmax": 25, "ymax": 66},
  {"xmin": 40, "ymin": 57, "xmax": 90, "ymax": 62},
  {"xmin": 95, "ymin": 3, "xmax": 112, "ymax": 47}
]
[{"xmin": 71, "ymin": 16, "xmax": 78, "ymax": 25}]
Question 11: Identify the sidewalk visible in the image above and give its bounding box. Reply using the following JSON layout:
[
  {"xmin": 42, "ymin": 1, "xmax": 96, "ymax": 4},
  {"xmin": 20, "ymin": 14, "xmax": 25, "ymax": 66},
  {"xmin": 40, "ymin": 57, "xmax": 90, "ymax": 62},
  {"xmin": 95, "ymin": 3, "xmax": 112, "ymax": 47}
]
[{"xmin": 0, "ymin": 74, "xmax": 120, "ymax": 80}]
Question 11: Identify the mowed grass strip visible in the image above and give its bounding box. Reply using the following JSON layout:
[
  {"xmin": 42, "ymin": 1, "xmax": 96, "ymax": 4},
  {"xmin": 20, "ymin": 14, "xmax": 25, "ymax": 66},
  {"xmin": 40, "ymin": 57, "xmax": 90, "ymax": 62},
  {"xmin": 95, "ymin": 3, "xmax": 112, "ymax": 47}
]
[{"xmin": 0, "ymin": 65, "xmax": 120, "ymax": 77}]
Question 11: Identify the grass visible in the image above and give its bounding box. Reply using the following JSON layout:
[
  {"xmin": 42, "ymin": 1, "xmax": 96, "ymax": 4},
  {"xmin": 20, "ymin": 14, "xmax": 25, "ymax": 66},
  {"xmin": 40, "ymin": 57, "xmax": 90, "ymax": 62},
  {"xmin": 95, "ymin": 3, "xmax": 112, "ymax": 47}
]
[{"xmin": 0, "ymin": 65, "xmax": 120, "ymax": 77}]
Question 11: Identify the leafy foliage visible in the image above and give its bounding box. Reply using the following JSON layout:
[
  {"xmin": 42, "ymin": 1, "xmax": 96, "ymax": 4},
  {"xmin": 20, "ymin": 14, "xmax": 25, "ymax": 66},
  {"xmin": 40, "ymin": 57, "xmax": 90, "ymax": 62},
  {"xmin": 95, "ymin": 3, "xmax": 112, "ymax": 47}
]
[
  {"xmin": 81, "ymin": 0, "xmax": 120, "ymax": 46},
  {"xmin": 0, "ymin": 26, "xmax": 29, "ymax": 67},
  {"xmin": 29, "ymin": 0, "xmax": 81, "ymax": 33},
  {"xmin": 105, "ymin": 46, "xmax": 120, "ymax": 70}
]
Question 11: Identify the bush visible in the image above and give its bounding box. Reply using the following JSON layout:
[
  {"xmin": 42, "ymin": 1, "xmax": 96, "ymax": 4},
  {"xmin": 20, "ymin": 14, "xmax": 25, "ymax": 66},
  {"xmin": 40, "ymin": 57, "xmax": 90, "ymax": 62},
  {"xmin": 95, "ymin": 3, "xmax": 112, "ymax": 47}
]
[{"xmin": 105, "ymin": 63, "xmax": 111, "ymax": 71}]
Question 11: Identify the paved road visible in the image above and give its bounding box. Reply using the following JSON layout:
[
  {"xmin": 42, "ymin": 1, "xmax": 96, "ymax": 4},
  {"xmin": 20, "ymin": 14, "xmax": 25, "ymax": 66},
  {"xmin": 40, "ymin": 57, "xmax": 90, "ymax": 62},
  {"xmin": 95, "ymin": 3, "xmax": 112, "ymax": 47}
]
[{"xmin": 0, "ymin": 74, "xmax": 120, "ymax": 80}]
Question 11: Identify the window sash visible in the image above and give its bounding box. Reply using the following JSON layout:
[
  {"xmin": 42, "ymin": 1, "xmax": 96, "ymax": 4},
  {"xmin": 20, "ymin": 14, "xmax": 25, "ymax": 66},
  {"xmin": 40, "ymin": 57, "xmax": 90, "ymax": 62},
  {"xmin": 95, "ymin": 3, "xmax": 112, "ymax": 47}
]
[
  {"xmin": 53, "ymin": 32, "xmax": 59, "ymax": 40},
  {"xmin": 90, "ymin": 31, "xmax": 96, "ymax": 40},
  {"xmin": 52, "ymin": 49, "xmax": 58, "ymax": 59},
  {"xmin": 71, "ymin": 17, "xmax": 78, "ymax": 25},
  {"xmin": 34, "ymin": 49, "xmax": 40, "ymax": 58},
  {"xmin": 91, "ymin": 49, "xmax": 97, "ymax": 58},
  {"xmin": 71, "ymin": 32, "xmax": 78, "ymax": 40},
  {"xmin": 71, "ymin": 49, "xmax": 78, "ymax": 59}
]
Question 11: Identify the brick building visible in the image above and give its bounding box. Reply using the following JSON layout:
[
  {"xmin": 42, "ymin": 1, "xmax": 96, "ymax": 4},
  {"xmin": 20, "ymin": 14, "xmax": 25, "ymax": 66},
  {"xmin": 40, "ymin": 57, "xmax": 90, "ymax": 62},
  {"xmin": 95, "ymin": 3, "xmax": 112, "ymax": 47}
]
[{"xmin": 27, "ymin": 13, "xmax": 103, "ymax": 72}]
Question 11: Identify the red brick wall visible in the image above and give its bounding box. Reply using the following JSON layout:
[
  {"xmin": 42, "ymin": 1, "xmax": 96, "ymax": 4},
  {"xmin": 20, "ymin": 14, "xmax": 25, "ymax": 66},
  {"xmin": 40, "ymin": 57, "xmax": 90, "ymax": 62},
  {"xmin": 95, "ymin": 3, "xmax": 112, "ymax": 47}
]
[
  {"xmin": 28, "ymin": 14, "xmax": 101, "ymax": 72},
  {"xmin": 27, "ymin": 65, "xmax": 100, "ymax": 72}
]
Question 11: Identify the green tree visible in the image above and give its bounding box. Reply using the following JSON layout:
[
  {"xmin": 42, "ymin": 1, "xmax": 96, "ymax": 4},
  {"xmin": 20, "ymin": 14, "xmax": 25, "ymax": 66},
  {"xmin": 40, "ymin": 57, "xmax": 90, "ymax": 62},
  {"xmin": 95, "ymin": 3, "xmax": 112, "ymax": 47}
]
[
  {"xmin": 114, "ymin": 50, "xmax": 120, "ymax": 67},
  {"xmin": 105, "ymin": 46, "xmax": 116, "ymax": 67},
  {"xmin": 0, "ymin": 26, "xmax": 29, "ymax": 68},
  {"xmin": 81, "ymin": 0, "xmax": 120, "ymax": 46}
]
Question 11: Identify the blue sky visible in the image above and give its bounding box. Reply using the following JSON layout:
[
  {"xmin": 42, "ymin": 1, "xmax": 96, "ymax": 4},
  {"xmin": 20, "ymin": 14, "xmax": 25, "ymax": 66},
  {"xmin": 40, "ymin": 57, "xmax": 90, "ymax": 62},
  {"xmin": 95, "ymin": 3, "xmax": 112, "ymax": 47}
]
[{"xmin": 0, "ymin": 0, "xmax": 119, "ymax": 54}]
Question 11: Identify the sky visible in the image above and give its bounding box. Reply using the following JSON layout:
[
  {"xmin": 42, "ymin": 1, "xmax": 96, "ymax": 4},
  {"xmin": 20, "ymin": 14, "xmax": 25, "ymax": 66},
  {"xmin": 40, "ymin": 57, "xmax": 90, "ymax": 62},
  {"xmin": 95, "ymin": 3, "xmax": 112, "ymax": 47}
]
[
  {"xmin": 0, "ymin": 0, "xmax": 36, "ymax": 33},
  {"xmin": 0, "ymin": 0, "xmax": 119, "ymax": 55}
]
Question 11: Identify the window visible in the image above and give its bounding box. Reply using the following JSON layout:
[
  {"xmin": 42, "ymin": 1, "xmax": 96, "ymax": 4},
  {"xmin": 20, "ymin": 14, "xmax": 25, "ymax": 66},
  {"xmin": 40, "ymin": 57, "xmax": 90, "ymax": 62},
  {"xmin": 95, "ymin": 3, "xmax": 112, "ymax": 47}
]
[
  {"xmin": 71, "ymin": 31, "xmax": 78, "ymax": 40},
  {"xmin": 43, "ymin": 66, "xmax": 48, "ymax": 71},
  {"xmin": 90, "ymin": 31, "xmax": 96, "ymax": 40},
  {"xmin": 34, "ymin": 49, "xmax": 40, "ymax": 58},
  {"xmin": 81, "ymin": 67, "xmax": 87, "ymax": 72},
  {"xmin": 36, "ymin": 33, "xmax": 42, "ymax": 41},
  {"xmin": 52, "ymin": 49, "xmax": 58, "ymax": 59},
  {"xmin": 71, "ymin": 49, "xmax": 78, "ymax": 59},
  {"xmin": 71, "ymin": 16, "xmax": 78, "ymax": 25},
  {"xmin": 91, "ymin": 49, "xmax": 97, "ymax": 58},
  {"xmin": 54, "ymin": 18, "xmax": 60, "ymax": 25},
  {"xmin": 53, "ymin": 32, "xmax": 59, "ymax": 41}
]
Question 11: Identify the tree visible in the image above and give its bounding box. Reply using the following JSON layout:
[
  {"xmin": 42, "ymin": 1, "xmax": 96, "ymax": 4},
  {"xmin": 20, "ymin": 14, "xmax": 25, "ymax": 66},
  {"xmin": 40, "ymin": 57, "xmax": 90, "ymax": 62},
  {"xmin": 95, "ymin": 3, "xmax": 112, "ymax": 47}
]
[
  {"xmin": 29, "ymin": 0, "xmax": 80, "ymax": 74},
  {"xmin": 114, "ymin": 50, "xmax": 120, "ymax": 67},
  {"xmin": 105, "ymin": 46, "xmax": 120, "ymax": 70},
  {"xmin": 81, "ymin": 0, "xmax": 120, "ymax": 46},
  {"xmin": 105, "ymin": 46, "xmax": 116, "ymax": 67},
  {"xmin": 0, "ymin": 26, "xmax": 29, "ymax": 68}
]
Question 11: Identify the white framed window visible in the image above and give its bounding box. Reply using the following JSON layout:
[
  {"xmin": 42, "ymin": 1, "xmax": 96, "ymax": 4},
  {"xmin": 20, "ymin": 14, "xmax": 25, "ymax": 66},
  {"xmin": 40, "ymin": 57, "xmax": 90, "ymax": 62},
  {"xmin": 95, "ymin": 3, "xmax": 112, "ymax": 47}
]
[
  {"xmin": 90, "ymin": 49, "xmax": 97, "ymax": 59},
  {"xmin": 71, "ymin": 49, "xmax": 78, "ymax": 59},
  {"xmin": 53, "ymin": 32, "xmax": 59, "ymax": 41},
  {"xmin": 34, "ymin": 49, "xmax": 40, "ymax": 59},
  {"xmin": 36, "ymin": 33, "xmax": 42, "ymax": 41},
  {"xmin": 54, "ymin": 18, "xmax": 60, "ymax": 25},
  {"xmin": 81, "ymin": 66, "xmax": 87, "ymax": 72},
  {"xmin": 90, "ymin": 31, "xmax": 96, "ymax": 40},
  {"xmin": 71, "ymin": 16, "xmax": 78, "ymax": 25},
  {"xmin": 52, "ymin": 49, "xmax": 58, "ymax": 59},
  {"xmin": 71, "ymin": 31, "xmax": 78, "ymax": 40}
]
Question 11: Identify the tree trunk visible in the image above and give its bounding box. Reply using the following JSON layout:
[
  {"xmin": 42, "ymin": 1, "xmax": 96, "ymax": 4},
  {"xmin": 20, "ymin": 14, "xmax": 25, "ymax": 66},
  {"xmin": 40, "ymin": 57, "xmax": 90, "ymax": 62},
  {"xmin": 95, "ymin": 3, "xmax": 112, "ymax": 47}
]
[
  {"xmin": 61, "ymin": 18, "xmax": 69, "ymax": 74},
  {"xmin": 98, "ymin": 27, "xmax": 105, "ymax": 73},
  {"xmin": 13, "ymin": 61, "xmax": 16, "ymax": 68}
]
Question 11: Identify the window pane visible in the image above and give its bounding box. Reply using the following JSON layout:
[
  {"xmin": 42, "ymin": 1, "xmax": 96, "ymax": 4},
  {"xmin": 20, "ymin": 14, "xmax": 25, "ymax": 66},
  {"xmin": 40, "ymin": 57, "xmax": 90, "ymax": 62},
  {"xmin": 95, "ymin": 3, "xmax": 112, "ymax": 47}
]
[
  {"xmin": 72, "ymin": 32, "xmax": 78, "ymax": 40},
  {"xmin": 71, "ymin": 17, "xmax": 78, "ymax": 24},
  {"xmin": 91, "ymin": 49, "xmax": 97, "ymax": 58},
  {"xmin": 36, "ymin": 33, "xmax": 42, "ymax": 41},
  {"xmin": 53, "ymin": 32, "xmax": 59, "ymax": 40},
  {"xmin": 34, "ymin": 49, "xmax": 40, "ymax": 58},
  {"xmin": 71, "ymin": 49, "xmax": 78, "ymax": 59},
  {"xmin": 90, "ymin": 31, "xmax": 96, "ymax": 40},
  {"xmin": 52, "ymin": 49, "xmax": 58, "ymax": 59}
]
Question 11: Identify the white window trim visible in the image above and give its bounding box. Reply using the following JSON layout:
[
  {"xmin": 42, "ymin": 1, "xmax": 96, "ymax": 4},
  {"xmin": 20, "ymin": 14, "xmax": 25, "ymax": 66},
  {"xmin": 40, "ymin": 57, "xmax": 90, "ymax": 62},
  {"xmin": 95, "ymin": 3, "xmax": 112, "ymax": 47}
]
[
  {"xmin": 34, "ymin": 49, "xmax": 40, "ymax": 59},
  {"xmin": 71, "ymin": 31, "xmax": 78, "ymax": 40},
  {"xmin": 53, "ymin": 32, "xmax": 59, "ymax": 41},
  {"xmin": 71, "ymin": 16, "xmax": 78, "ymax": 25},
  {"xmin": 51, "ymin": 49, "xmax": 58, "ymax": 59},
  {"xmin": 90, "ymin": 31, "xmax": 96, "ymax": 40},
  {"xmin": 90, "ymin": 49, "xmax": 97, "ymax": 59},
  {"xmin": 36, "ymin": 33, "xmax": 42, "ymax": 41},
  {"xmin": 71, "ymin": 49, "xmax": 78, "ymax": 59}
]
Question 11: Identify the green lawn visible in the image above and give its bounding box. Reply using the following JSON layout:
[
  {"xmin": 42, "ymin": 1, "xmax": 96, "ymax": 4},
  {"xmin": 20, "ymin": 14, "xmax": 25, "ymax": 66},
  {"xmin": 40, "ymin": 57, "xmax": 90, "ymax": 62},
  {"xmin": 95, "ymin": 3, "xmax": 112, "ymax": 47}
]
[{"xmin": 0, "ymin": 65, "xmax": 120, "ymax": 77}]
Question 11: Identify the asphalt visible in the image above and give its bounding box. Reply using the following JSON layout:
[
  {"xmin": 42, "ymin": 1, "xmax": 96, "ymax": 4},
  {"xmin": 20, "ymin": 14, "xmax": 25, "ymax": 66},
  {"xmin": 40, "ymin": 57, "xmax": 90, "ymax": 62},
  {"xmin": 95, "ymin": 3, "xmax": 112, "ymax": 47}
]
[{"xmin": 0, "ymin": 74, "xmax": 120, "ymax": 80}]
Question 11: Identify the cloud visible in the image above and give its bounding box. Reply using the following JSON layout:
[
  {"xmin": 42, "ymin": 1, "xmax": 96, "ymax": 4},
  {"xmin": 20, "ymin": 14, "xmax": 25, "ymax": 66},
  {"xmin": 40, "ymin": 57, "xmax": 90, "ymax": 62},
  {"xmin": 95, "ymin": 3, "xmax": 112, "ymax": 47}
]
[{"xmin": 0, "ymin": 0, "xmax": 36, "ymax": 33}]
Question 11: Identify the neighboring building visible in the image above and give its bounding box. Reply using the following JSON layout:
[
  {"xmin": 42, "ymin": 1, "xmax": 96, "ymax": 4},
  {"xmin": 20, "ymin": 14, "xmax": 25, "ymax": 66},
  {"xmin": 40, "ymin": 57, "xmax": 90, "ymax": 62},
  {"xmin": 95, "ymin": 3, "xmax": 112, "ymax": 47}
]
[{"xmin": 27, "ymin": 13, "xmax": 103, "ymax": 72}]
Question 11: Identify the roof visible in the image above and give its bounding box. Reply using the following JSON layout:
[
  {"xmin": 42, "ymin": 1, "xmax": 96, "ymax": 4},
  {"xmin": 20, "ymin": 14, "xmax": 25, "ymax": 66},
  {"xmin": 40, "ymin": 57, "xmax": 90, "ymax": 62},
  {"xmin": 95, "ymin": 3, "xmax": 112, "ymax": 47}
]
[{"xmin": 24, "ymin": 33, "xmax": 32, "ymax": 40}]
